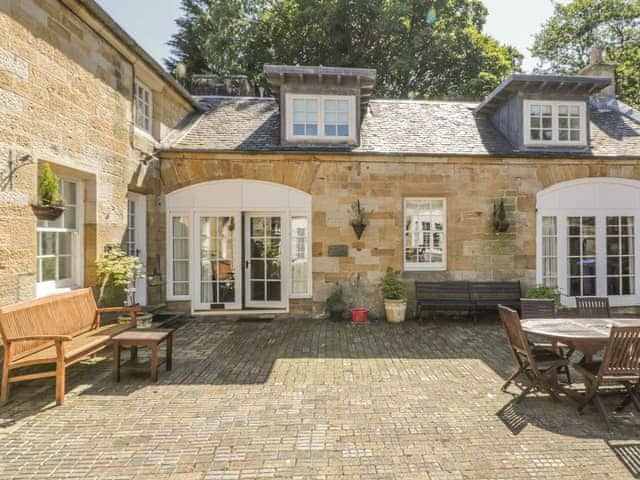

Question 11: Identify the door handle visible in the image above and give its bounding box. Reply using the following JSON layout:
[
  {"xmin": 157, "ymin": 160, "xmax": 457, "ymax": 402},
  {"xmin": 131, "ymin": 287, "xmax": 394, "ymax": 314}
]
[{"xmin": 245, "ymin": 260, "xmax": 249, "ymax": 269}]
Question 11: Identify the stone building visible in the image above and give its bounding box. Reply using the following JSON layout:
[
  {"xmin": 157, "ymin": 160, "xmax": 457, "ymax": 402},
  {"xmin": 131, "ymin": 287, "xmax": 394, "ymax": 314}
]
[
  {"xmin": 0, "ymin": 0, "xmax": 198, "ymax": 307},
  {"xmin": 2, "ymin": 1, "xmax": 640, "ymax": 319}
]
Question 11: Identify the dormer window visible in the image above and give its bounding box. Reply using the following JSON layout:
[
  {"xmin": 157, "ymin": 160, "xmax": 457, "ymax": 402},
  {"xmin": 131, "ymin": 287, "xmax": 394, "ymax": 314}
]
[
  {"xmin": 286, "ymin": 94, "xmax": 356, "ymax": 143},
  {"xmin": 524, "ymin": 100, "xmax": 586, "ymax": 147}
]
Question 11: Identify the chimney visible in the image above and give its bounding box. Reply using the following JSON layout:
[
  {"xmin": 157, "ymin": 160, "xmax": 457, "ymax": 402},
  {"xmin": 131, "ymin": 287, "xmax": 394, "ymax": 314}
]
[
  {"xmin": 579, "ymin": 45, "xmax": 616, "ymax": 100},
  {"xmin": 188, "ymin": 74, "xmax": 252, "ymax": 96},
  {"xmin": 223, "ymin": 75, "xmax": 251, "ymax": 96}
]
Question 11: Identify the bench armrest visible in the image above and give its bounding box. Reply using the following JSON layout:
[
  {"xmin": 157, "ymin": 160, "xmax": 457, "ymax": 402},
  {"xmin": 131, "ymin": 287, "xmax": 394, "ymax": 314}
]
[
  {"xmin": 7, "ymin": 334, "xmax": 72, "ymax": 343},
  {"xmin": 94, "ymin": 305, "xmax": 140, "ymax": 328},
  {"xmin": 97, "ymin": 306, "xmax": 141, "ymax": 314}
]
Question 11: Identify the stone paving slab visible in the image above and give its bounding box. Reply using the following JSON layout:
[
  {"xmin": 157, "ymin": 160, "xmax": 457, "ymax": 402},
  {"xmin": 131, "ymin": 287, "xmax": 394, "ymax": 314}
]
[{"xmin": 0, "ymin": 317, "xmax": 639, "ymax": 479}]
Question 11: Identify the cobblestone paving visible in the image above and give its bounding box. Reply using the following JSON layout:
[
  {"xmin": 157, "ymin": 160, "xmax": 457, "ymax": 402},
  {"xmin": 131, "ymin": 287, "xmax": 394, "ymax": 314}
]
[{"xmin": 1, "ymin": 317, "xmax": 640, "ymax": 479}]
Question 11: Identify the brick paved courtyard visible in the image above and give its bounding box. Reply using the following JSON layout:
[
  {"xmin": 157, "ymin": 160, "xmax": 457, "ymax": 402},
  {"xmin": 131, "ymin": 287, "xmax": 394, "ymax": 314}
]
[{"xmin": 1, "ymin": 317, "xmax": 640, "ymax": 479}]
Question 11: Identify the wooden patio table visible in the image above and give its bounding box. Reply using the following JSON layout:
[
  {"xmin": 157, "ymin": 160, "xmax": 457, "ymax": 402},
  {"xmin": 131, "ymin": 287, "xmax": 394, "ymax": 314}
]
[
  {"xmin": 112, "ymin": 328, "xmax": 173, "ymax": 382},
  {"xmin": 522, "ymin": 317, "xmax": 640, "ymax": 363}
]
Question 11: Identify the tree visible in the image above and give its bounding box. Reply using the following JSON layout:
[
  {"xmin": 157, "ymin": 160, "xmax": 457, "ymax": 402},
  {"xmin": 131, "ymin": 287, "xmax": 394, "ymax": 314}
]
[
  {"xmin": 166, "ymin": 0, "xmax": 522, "ymax": 100},
  {"xmin": 531, "ymin": 0, "xmax": 640, "ymax": 107}
]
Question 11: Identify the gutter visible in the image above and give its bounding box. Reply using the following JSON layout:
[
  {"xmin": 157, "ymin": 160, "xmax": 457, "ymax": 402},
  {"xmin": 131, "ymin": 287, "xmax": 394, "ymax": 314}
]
[
  {"xmin": 64, "ymin": 0, "xmax": 203, "ymax": 112},
  {"xmin": 156, "ymin": 148, "xmax": 640, "ymax": 162}
]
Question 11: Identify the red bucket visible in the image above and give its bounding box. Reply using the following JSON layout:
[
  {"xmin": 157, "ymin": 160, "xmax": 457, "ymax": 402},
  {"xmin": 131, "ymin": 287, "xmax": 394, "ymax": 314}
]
[{"xmin": 351, "ymin": 308, "xmax": 368, "ymax": 323}]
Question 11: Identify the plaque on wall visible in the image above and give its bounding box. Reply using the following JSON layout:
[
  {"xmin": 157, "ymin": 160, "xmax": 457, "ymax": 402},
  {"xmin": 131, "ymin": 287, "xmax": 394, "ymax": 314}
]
[{"xmin": 328, "ymin": 245, "xmax": 349, "ymax": 257}]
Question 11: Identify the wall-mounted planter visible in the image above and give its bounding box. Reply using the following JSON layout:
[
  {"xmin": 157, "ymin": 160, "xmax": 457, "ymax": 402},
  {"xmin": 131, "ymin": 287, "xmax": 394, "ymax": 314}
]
[
  {"xmin": 351, "ymin": 222, "xmax": 367, "ymax": 240},
  {"xmin": 31, "ymin": 203, "xmax": 64, "ymax": 221},
  {"xmin": 492, "ymin": 199, "xmax": 510, "ymax": 233},
  {"xmin": 493, "ymin": 221, "xmax": 510, "ymax": 233}
]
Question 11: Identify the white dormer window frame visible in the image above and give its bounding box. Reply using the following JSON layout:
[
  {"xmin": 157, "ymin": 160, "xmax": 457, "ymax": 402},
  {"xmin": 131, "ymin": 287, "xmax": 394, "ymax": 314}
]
[
  {"xmin": 523, "ymin": 100, "xmax": 587, "ymax": 147},
  {"xmin": 135, "ymin": 80, "xmax": 153, "ymax": 134},
  {"xmin": 285, "ymin": 94, "xmax": 357, "ymax": 144}
]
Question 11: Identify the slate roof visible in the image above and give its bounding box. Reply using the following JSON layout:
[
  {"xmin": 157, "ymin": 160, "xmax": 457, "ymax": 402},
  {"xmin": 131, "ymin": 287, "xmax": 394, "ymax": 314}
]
[{"xmin": 163, "ymin": 96, "xmax": 640, "ymax": 158}]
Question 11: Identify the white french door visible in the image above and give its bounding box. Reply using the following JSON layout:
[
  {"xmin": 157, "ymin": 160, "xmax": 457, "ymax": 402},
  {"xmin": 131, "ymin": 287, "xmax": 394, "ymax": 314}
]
[
  {"xmin": 244, "ymin": 213, "xmax": 286, "ymax": 308},
  {"xmin": 126, "ymin": 192, "xmax": 147, "ymax": 305},
  {"xmin": 194, "ymin": 213, "xmax": 242, "ymax": 310}
]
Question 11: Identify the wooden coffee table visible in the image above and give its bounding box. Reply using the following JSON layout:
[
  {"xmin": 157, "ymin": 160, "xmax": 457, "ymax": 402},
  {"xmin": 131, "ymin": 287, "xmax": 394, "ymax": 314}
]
[{"xmin": 112, "ymin": 328, "xmax": 173, "ymax": 382}]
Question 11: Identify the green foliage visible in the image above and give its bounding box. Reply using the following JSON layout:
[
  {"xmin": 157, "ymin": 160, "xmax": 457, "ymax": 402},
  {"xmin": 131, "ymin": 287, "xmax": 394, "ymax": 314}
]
[
  {"xmin": 38, "ymin": 163, "xmax": 61, "ymax": 205},
  {"xmin": 494, "ymin": 198, "xmax": 506, "ymax": 223},
  {"xmin": 349, "ymin": 200, "xmax": 369, "ymax": 226},
  {"xmin": 326, "ymin": 283, "xmax": 345, "ymax": 311},
  {"xmin": 531, "ymin": 0, "xmax": 640, "ymax": 107},
  {"xmin": 167, "ymin": 0, "xmax": 522, "ymax": 100},
  {"xmin": 95, "ymin": 247, "xmax": 145, "ymax": 306},
  {"xmin": 526, "ymin": 284, "xmax": 561, "ymax": 307},
  {"xmin": 381, "ymin": 267, "xmax": 407, "ymax": 300}
]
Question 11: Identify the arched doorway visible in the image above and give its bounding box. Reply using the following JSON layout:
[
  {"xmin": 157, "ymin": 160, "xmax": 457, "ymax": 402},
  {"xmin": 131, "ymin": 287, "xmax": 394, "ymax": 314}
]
[
  {"xmin": 537, "ymin": 178, "xmax": 640, "ymax": 307},
  {"xmin": 166, "ymin": 180, "xmax": 312, "ymax": 312}
]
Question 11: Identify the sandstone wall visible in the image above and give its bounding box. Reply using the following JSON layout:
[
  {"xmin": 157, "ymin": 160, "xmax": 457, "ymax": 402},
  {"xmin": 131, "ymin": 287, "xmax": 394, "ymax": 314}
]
[
  {"xmin": 160, "ymin": 153, "xmax": 640, "ymax": 317},
  {"xmin": 0, "ymin": 0, "xmax": 192, "ymax": 306}
]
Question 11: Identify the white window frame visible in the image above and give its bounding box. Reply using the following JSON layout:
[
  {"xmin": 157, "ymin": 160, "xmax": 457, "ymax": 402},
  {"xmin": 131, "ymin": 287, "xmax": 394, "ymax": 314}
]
[
  {"xmin": 523, "ymin": 100, "xmax": 587, "ymax": 147},
  {"xmin": 403, "ymin": 197, "xmax": 447, "ymax": 272},
  {"xmin": 135, "ymin": 80, "xmax": 153, "ymax": 134},
  {"xmin": 36, "ymin": 178, "xmax": 84, "ymax": 297},
  {"xmin": 285, "ymin": 94, "xmax": 357, "ymax": 144},
  {"xmin": 290, "ymin": 214, "xmax": 312, "ymax": 299},
  {"xmin": 167, "ymin": 212, "xmax": 191, "ymax": 301}
]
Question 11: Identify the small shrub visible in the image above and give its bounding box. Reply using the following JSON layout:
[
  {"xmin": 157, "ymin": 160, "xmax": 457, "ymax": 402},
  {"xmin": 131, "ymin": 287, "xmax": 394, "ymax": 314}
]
[
  {"xmin": 381, "ymin": 266, "xmax": 407, "ymax": 300},
  {"xmin": 526, "ymin": 284, "xmax": 561, "ymax": 307},
  {"xmin": 326, "ymin": 284, "xmax": 345, "ymax": 311},
  {"xmin": 95, "ymin": 247, "xmax": 145, "ymax": 306},
  {"xmin": 38, "ymin": 163, "xmax": 62, "ymax": 205}
]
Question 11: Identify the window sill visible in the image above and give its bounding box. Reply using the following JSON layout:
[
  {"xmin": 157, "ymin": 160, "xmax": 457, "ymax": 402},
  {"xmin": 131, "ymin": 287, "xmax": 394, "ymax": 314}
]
[
  {"xmin": 403, "ymin": 265, "xmax": 447, "ymax": 272},
  {"xmin": 36, "ymin": 283, "xmax": 81, "ymax": 298}
]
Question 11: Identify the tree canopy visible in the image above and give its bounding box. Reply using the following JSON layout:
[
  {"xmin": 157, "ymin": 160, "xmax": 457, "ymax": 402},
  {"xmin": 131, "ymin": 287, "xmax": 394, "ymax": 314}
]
[
  {"xmin": 167, "ymin": 0, "xmax": 522, "ymax": 100},
  {"xmin": 531, "ymin": 0, "xmax": 640, "ymax": 107}
]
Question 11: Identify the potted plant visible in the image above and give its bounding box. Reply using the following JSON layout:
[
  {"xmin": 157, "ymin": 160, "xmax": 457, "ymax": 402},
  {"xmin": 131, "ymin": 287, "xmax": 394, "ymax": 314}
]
[
  {"xmin": 349, "ymin": 200, "xmax": 370, "ymax": 240},
  {"xmin": 95, "ymin": 247, "xmax": 150, "ymax": 327},
  {"xmin": 31, "ymin": 163, "xmax": 64, "ymax": 220},
  {"xmin": 326, "ymin": 284, "xmax": 346, "ymax": 321},
  {"xmin": 526, "ymin": 284, "xmax": 561, "ymax": 307},
  {"xmin": 381, "ymin": 266, "xmax": 407, "ymax": 323},
  {"xmin": 493, "ymin": 198, "xmax": 509, "ymax": 232}
]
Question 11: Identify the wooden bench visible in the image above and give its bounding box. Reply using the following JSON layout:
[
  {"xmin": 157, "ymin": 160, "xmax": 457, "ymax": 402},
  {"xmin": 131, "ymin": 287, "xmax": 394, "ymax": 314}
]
[
  {"xmin": 416, "ymin": 280, "xmax": 521, "ymax": 318},
  {"xmin": 0, "ymin": 288, "xmax": 138, "ymax": 405}
]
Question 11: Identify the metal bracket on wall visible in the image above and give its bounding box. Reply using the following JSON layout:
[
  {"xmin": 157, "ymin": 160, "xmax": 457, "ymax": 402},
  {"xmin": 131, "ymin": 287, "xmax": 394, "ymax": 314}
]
[{"xmin": 1, "ymin": 149, "xmax": 33, "ymax": 191}]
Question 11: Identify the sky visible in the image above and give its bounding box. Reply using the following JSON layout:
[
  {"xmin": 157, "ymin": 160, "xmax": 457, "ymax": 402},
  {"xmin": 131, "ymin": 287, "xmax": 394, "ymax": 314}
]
[{"xmin": 97, "ymin": 0, "xmax": 561, "ymax": 73}]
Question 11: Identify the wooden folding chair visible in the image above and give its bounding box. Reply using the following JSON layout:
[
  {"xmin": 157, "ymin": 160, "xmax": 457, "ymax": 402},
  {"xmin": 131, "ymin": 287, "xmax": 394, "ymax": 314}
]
[
  {"xmin": 520, "ymin": 298, "xmax": 572, "ymax": 384},
  {"xmin": 576, "ymin": 296, "xmax": 610, "ymax": 318},
  {"xmin": 498, "ymin": 305, "xmax": 569, "ymax": 402},
  {"xmin": 573, "ymin": 326, "xmax": 640, "ymax": 430}
]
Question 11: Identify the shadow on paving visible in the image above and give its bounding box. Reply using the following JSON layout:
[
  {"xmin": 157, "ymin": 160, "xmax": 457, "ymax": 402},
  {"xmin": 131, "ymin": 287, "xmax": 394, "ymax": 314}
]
[{"xmin": 2, "ymin": 315, "xmax": 640, "ymax": 447}]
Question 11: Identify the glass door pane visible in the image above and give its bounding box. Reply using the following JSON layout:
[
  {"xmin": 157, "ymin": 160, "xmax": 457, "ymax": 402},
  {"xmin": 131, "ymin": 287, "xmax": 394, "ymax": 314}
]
[
  {"xmin": 247, "ymin": 215, "xmax": 283, "ymax": 305},
  {"xmin": 567, "ymin": 216, "xmax": 596, "ymax": 296},
  {"xmin": 199, "ymin": 215, "xmax": 237, "ymax": 307}
]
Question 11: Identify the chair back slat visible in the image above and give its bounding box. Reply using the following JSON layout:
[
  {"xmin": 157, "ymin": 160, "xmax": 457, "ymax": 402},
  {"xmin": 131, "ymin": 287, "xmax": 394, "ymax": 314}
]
[
  {"xmin": 576, "ymin": 296, "xmax": 610, "ymax": 318},
  {"xmin": 0, "ymin": 289, "xmax": 97, "ymax": 359},
  {"xmin": 498, "ymin": 305, "xmax": 530, "ymax": 356},
  {"xmin": 520, "ymin": 298, "xmax": 555, "ymax": 319},
  {"xmin": 600, "ymin": 327, "xmax": 640, "ymax": 377}
]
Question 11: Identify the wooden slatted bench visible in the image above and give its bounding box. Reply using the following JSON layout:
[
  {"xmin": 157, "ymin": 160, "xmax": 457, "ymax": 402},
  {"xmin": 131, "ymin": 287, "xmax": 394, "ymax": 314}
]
[
  {"xmin": 0, "ymin": 288, "xmax": 139, "ymax": 405},
  {"xmin": 416, "ymin": 280, "xmax": 521, "ymax": 318},
  {"xmin": 469, "ymin": 281, "xmax": 521, "ymax": 311}
]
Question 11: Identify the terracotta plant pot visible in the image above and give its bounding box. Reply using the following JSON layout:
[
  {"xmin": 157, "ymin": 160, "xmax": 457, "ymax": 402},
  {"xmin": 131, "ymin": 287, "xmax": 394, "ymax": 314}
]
[
  {"xmin": 351, "ymin": 308, "xmax": 368, "ymax": 323},
  {"xmin": 31, "ymin": 203, "xmax": 64, "ymax": 221},
  {"xmin": 384, "ymin": 299, "xmax": 407, "ymax": 323}
]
